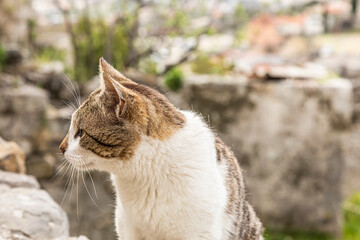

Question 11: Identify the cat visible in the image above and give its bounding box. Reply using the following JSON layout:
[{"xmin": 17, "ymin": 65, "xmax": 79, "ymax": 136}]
[{"xmin": 59, "ymin": 58, "xmax": 263, "ymax": 240}]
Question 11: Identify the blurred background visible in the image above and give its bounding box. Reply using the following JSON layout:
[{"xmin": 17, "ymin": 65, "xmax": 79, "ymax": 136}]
[{"xmin": 0, "ymin": 0, "xmax": 360, "ymax": 239}]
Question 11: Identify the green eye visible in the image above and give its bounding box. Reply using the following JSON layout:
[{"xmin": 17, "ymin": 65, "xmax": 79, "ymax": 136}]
[{"xmin": 75, "ymin": 128, "xmax": 83, "ymax": 138}]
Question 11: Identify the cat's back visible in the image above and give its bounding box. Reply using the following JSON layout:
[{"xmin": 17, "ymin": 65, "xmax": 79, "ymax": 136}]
[{"xmin": 215, "ymin": 137, "xmax": 263, "ymax": 240}]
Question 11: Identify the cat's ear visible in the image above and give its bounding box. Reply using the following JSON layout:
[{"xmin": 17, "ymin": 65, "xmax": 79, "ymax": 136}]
[
  {"xmin": 99, "ymin": 58, "xmax": 127, "ymax": 116},
  {"xmin": 99, "ymin": 57, "xmax": 133, "ymax": 84}
]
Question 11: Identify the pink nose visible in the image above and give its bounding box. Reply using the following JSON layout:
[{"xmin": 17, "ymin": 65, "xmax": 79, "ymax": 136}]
[
  {"xmin": 59, "ymin": 133, "xmax": 69, "ymax": 154},
  {"xmin": 59, "ymin": 146, "xmax": 66, "ymax": 154}
]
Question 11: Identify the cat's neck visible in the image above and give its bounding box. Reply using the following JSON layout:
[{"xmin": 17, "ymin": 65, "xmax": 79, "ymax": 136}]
[{"xmin": 111, "ymin": 110, "xmax": 217, "ymax": 195}]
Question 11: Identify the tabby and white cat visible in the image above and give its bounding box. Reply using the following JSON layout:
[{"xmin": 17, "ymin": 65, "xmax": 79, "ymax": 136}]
[{"xmin": 59, "ymin": 58, "xmax": 263, "ymax": 240}]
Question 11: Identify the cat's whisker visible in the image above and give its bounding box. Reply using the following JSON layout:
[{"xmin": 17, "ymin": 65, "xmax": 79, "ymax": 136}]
[
  {"xmin": 60, "ymin": 163, "xmax": 74, "ymax": 206},
  {"xmin": 61, "ymin": 102, "xmax": 76, "ymax": 116},
  {"xmin": 73, "ymin": 78, "xmax": 82, "ymax": 107},
  {"xmin": 64, "ymin": 74, "xmax": 81, "ymax": 108},
  {"xmin": 60, "ymin": 74, "xmax": 80, "ymax": 108},
  {"xmin": 51, "ymin": 159, "xmax": 69, "ymax": 181},
  {"xmin": 66, "ymin": 164, "xmax": 76, "ymax": 205},
  {"xmin": 58, "ymin": 161, "xmax": 72, "ymax": 183},
  {"xmin": 76, "ymin": 170, "xmax": 80, "ymax": 220},
  {"xmin": 78, "ymin": 158, "xmax": 101, "ymax": 208},
  {"xmin": 68, "ymin": 164, "xmax": 77, "ymax": 205},
  {"xmin": 83, "ymin": 163, "xmax": 98, "ymax": 200},
  {"xmin": 80, "ymin": 169, "xmax": 103, "ymax": 212},
  {"xmin": 63, "ymin": 98, "xmax": 77, "ymax": 111}
]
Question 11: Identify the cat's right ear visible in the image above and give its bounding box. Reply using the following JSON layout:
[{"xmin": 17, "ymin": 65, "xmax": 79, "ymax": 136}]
[
  {"xmin": 99, "ymin": 57, "xmax": 132, "ymax": 84},
  {"xmin": 99, "ymin": 59, "xmax": 127, "ymax": 116}
]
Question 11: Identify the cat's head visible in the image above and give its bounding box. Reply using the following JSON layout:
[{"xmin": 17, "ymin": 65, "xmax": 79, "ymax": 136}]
[{"xmin": 59, "ymin": 58, "xmax": 185, "ymax": 172}]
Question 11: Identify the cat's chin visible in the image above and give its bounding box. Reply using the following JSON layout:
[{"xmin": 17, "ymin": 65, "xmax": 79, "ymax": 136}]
[{"xmin": 68, "ymin": 160, "xmax": 95, "ymax": 171}]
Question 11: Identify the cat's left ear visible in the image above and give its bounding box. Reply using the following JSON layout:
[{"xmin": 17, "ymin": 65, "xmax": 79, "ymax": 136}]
[
  {"xmin": 99, "ymin": 58, "xmax": 127, "ymax": 116},
  {"xmin": 99, "ymin": 57, "xmax": 133, "ymax": 84}
]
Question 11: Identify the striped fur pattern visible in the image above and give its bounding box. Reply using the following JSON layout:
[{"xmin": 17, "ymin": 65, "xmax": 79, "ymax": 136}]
[
  {"xmin": 216, "ymin": 137, "xmax": 263, "ymax": 239},
  {"xmin": 59, "ymin": 58, "xmax": 263, "ymax": 239}
]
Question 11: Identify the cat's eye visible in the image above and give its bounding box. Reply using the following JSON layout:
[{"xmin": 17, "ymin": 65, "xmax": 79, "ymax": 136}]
[{"xmin": 75, "ymin": 128, "xmax": 83, "ymax": 138}]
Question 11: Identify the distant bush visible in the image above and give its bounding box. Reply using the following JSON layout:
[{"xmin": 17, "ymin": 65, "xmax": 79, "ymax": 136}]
[
  {"xmin": 265, "ymin": 229, "xmax": 331, "ymax": 240},
  {"xmin": 343, "ymin": 192, "xmax": 360, "ymax": 239},
  {"xmin": 191, "ymin": 53, "xmax": 233, "ymax": 75},
  {"xmin": 71, "ymin": 17, "xmax": 130, "ymax": 82},
  {"xmin": 140, "ymin": 58, "xmax": 158, "ymax": 75},
  {"xmin": 35, "ymin": 46, "xmax": 66, "ymax": 62},
  {"xmin": 266, "ymin": 192, "xmax": 360, "ymax": 240},
  {"xmin": 164, "ymin": 67, "xmax": 184, "ymax": 91},
  {"xmin": 0, "ymin": 43, "xmax": 7, "ymax": 70}
]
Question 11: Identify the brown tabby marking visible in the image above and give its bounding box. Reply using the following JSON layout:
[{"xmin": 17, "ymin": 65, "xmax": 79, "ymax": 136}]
[
  {"xmin": 216, "ymin": 137, "xmax": 263, "ymax": 240},
  {"xmin": 60, "ymin": 58, "xmax": 185, "ymax": 159}
]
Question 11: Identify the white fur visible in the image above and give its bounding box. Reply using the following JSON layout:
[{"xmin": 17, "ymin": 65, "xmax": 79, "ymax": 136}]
[{"xmin": 65, "ymin": 111, "xmax": 240, "ymax": 240}]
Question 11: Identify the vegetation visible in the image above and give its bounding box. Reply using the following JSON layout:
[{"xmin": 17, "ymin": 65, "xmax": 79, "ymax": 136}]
[
  {"xmin": 191, "ymin": 53, "xmax": 233, "ymax": 75},
  {"xmin": 72, "ymin": 17, "xmax": 109, "ymax": 82},
  {"xmin": 265, "ymin": 229, "xmax": 331, "ymax": 240},
  {"xmin": 50, "ymin": 0, "xmax": 251, "ymax": 84},
  {"xmin": 164, "ymin": 67, "xmax": 184, "ymax": 91},
  {"xmin": 35, "ymin": 46, "xmax": 66, "ymax": 62},
  {"xmin": 265, "ymin": 192, "xmax": 360, "ymax": 240},
  {"xmin": 0, "ymin": 43, "xmax": 6, "ymax": 70},
  {"xmin": 343, "ymin": 193, "xmax": 360, "ymax": 240}
]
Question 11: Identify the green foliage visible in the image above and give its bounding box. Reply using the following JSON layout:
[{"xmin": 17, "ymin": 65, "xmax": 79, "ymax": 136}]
[
  {"xmin": 166, "ymin": 10, "xmax": 190, "ymax": 36},
  {"xmin": 73, "ymin": 17, "xmax": 107, "ymax": 82},
  {"xmin": 266, "ymin": 192, "xmax": 360, "ymax": 240},
  {"xmin": 265, "ymin": 229, "xmax": 331, "ymax": 240},
  {"xmin": 0, "ymin": 43, "xmax": 6, "ymax": 70},
  {"xmin": 140, "ymin": 58, "xmax": 158, "ymax": 75},
  {"xmin": 71, "ymin": 16, "xmax": 131, "ymax": 82},
  {"xmin": 191, "ymin": 53, "xmax": 233, "ymax": 75},
  {"xmin": 343, "ymin": 193, "xmax": 360, "ymax": 240},
  {"xmin": 111, "ymin": 24, "xmax": 129, "ymax": 71},
  {"xmin": 35, "ymin": 46, "xmax": 66, "ymax": 62},
  {"xmin": 206, "ymin": 27, "xmax": 217, "ymax": 35},
  {"xmin": 234, "ymin": 4, "xmax": 248, "ymax": 26},
  {"xmin": 164, "ymin": 67, "xmax": 184, "ymax": 91},
  {"xmin": 27, "ymin": 19, "xmax": 37, "ymax": 45}
]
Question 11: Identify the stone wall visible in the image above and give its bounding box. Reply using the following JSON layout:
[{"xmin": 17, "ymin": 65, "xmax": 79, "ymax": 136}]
[
  {"xmin": 0, "ymin": 65, "xmax": 115, "ymax": 240},
  {"xmin": 177, "ymin": 76, "xmax": 354, "ymax": 236}
]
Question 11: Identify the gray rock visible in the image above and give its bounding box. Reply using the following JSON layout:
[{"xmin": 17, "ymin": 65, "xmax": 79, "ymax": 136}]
[
  {"xmin": 0, "ymin": 171, "xmax": 39, "ymax": 189},
  {"xmin": 179, "ymin": 76, "xmax": 354, "ymax": 236},
  {"xmin": 0, "ymin": 225, "xmax": 32, "ymax": 240},
  {"xmin": 0, "ymin": 171, "xmax": 70, "ymax": 239},
  {"xmin": 55, "ymin": 236, "xmax": 90, "ymax": 240}
]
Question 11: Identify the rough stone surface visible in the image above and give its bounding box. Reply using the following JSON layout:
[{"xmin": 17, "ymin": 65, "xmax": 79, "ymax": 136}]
[
  {"xmin": 179, "ymin": 76, "xmax": 354, "ymax": 235},
  {"xmin": 0, "ymin": 84, "xmax": 48, "ymax": 154},
  {"xmin": 0, "ymin": 0, "xmax": 35, "ymax": 47},
  {"xmin": 54, "ymin": 236, "xmax": 90, "ymax": 240},
  {"xmin": 0, "ymin": 171, "xmax": 39, "ymax": 189},
  {"xmin": 0, "ymin": 137, "xmax": 26, "ymax": 173},
  {"xmin": 0, "ymin": 170, "xmax": 69, "ymax": 239},
  {"xmin": 0, "ymin": 82, "xmax": 70, "ymax": 178}
]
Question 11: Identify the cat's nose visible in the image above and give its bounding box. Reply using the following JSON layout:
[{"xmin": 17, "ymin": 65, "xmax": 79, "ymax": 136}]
[
  {"xmin": 59, "ymin": 133, "xmax": 69, "ymax": 154},
  {"xmin": 59, "ymin": 145, "xmax": 66, "ymax": 154}
]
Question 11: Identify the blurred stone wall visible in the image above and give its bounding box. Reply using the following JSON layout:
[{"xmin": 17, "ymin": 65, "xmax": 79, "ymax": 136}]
[
  {"xmin": 0, "ymin": 63, "xmax": 116, "ymax": 240},
  {"xmin": 1, "ymin": 55, "xmax": 358, "ymax": 239},
  {"xmin": 0, "ymin": 0, "xmax": 34, "ymax": 48},
  {"xmin": 177, "ymin": 76, "xmax": 354, "ymax": 236}
]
